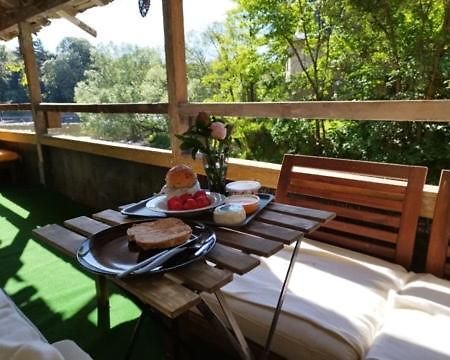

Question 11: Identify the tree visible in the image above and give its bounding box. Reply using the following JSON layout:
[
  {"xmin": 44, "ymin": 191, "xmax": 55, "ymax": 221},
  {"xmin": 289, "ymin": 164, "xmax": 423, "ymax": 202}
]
[
  {"xmin": 0, "ymin": 45, "xmax": 28, "ymax": 102},
  {"xmin": 75, "ymin": 45, "xmax": 170, "ymax": 148},
  {"xmin": 185, "ymin": 30, "xmax": 216, "ymax": 102},
  {"xmin": 41, "ymin": 37, "xmax": 93, "ymax": 102},
  {"xmin": 204, "ymin": 10, "xmax": 287, "ymax": 102}
]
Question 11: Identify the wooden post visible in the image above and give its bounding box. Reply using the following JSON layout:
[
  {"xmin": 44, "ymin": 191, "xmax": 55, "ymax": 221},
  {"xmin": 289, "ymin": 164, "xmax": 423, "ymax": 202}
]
[
  {"xmin": 18, "ymin": 21, "xmax": 46, "ymax": 185},
  {"xmin": 162, "ymin": 0, "xmax": 189, "ymax": 161}
]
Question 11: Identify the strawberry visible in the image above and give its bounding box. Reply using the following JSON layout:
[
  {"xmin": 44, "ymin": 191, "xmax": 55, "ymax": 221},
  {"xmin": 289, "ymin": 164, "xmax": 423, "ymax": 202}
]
[
  {"xmin": 167, "ymin": 197, "xmax": 182, "ymax": 210},
  {"xmin": 193, "ymin": 190, "xmax": 207, "ymax": 199},
  {"xmin": 183, "ymin": 198, "xmax": 197, "ymax": 210},
  {"xmin": 180, "ymin": 193, "xmax": 193, "ymax": 203},
  {"xmin": 195, "ymin": 196, "xmax": 210, "ymax": 208}
]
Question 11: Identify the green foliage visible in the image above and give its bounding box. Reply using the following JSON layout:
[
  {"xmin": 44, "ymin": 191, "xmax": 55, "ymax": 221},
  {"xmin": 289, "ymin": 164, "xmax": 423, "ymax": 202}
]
[
  {"xmin": 41, "ymin": 37, "xmax": 92, "ymax": 102},
  {"xmin": 0, "ymin": 45, "xmax": 28, "ymax": 102},
  {"xmin": 74, "ymin": 45, "xmax": 169, "ymax": 148}
]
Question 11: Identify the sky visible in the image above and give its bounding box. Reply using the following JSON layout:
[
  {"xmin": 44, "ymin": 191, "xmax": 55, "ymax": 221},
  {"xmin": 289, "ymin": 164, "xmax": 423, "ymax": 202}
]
[{"xmin": 4, "ymin": 0, "xmax": 235, "ymax": 53}]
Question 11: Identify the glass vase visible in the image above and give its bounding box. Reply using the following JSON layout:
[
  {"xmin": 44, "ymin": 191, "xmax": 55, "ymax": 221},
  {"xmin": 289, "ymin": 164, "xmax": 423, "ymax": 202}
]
[{"xmin": 202, "ymin": 152, "xmax": 228, "ymax": 194}]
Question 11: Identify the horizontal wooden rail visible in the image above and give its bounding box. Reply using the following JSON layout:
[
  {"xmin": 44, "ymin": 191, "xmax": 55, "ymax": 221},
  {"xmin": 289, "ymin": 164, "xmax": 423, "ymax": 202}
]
[
  {"xmin": 3, "ymin": 100, "xmax": 450, "ymax": 121},
  {"xmin": 179, "ymin": 101, "xmax": 450, "ymax": 121},
  {"xmin": 37, "ymin": 103, "xmax": 169, "ymax": 114},
  {"xmin": 0, "ymin": 129, "xmax": 36, "ymax": 143},
  {"xmin": 0, "ymin": 103, "xmax": 32, "ymax": 111}
]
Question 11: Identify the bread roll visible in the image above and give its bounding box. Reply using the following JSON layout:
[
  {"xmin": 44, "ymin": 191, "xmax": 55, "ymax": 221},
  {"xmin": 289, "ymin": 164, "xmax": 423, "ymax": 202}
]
[
  {"xmin": 165, "ymin": 164, "xmax": 197, "ymax": 189},
  {"xmin": 127, "ymin": 218, "xmax": 192, "ymax": 250}
]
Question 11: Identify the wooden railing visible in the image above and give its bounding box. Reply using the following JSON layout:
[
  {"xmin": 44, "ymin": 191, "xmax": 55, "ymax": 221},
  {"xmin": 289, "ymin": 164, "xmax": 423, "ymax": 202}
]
[{"xmin": 1, "ymin": 99, "xmax": 446, "ymax": 219}]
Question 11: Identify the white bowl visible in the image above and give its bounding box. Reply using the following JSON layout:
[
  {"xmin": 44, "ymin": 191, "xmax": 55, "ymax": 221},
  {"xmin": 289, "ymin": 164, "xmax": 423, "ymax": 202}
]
[{"xmin": 225, "ymin": 181, "xmax": 261, "ymax": 195}]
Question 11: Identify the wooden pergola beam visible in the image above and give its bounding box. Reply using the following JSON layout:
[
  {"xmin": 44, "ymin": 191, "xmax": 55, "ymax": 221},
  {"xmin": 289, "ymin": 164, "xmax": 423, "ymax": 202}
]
[
  {"xmin": 0, "ymin": 0, "xmax": 72, "ymax": 32},
  {"xmin": 18, "ymin": 21, "xmax": 46, "ymax": 184},
  {"xmin": 163, "ymin": 0, "xmax": 188, "ymax": 159},
  {"xmin": 56, "ymin": 10, "xmax": 97, "ymax": 37}
]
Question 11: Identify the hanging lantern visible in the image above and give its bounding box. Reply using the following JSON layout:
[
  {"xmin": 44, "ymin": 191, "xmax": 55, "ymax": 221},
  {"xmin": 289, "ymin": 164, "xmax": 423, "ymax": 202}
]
[{"xmin": 138, "ymin": 0, "xmax": 151, "ymax": 17}]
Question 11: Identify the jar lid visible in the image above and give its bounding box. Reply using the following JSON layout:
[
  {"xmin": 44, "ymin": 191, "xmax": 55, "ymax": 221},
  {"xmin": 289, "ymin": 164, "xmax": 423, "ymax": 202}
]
[{"xmin": 225, "ymin": 180, "xmax": 261, "ymax": 193}]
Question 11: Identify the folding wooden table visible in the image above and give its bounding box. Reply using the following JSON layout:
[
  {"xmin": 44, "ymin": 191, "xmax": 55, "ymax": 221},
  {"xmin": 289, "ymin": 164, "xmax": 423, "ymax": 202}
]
[{"xmin": 33, "ymin": 200, "xmax": 335, "ymax": 359}]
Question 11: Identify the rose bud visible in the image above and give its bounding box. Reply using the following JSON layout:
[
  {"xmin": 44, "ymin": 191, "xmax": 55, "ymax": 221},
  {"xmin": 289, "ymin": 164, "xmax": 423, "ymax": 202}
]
[
  {"xmin": 210, "ymin": 121, "xmax": 227, "ymax": 140},
  {"xmin": 196, "ymin": 112, "xmax": 210, "ymax": 126}
]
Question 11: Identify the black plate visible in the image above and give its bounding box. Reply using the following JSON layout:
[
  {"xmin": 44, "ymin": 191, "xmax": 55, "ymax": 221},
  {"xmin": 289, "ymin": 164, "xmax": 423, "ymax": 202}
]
[{"xmin": 77, "ymin": 219, "xmax": 215, "ymax": 276}]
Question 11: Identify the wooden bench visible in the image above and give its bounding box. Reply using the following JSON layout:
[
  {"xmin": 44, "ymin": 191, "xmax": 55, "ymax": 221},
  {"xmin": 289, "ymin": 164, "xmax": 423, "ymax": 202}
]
[
  {"xmin": 275, "ymin": 154, "xmax": 427, "ymax": 269},
  {"xmin": 426, "ymin": 169, "xmax": 450, "ymax": 278},
  {"xmin": 365, "ymin": 169, "xmax": 450, "ymax": 360},
  {"xmin": 0, "ymin": 149, "xmax": 20, "ymax": 183}
]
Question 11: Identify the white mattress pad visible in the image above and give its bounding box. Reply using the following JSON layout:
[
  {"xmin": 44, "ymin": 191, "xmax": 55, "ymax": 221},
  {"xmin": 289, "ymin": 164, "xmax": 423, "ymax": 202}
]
[{"xmin": 203, "ymin": 238, "xmax": 409, "ymax": 359}]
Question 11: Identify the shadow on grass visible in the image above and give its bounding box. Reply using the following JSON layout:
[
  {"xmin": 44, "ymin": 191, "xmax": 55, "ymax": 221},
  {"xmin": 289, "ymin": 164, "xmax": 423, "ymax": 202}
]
[{"xmin": 0, "ymin": 184, "xmax": 164, "ymax": 360}]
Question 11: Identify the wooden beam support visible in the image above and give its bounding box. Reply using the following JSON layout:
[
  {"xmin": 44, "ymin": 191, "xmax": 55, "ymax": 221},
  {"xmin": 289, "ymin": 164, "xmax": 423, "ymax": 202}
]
[
  {"xmin": 56, "ymin": 10, "xmax": 97, "ymax": 37},
  {"xmin": 18, "ymin": 21, "xmax": 46, "ymax": 184},
  {"xmin": 0, "ymin": 0, "xmax": 71, "ymax": 32},
  {"xmin": 163, "ymin": 0, "xmax": 188, "ymax": 159}
]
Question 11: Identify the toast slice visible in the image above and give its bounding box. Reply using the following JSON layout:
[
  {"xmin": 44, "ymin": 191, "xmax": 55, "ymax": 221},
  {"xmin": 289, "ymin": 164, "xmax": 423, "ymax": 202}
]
[{"xmin": 127, "ymin": 218, "xmax": 192, "ymax": 250}]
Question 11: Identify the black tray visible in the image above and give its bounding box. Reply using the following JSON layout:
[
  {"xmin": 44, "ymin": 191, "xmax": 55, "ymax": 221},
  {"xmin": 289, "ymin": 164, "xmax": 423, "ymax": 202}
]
[
  {"xmin": 195, "ymin": 193, "xmax": 274, "ymax": 227},
  {"xmin": 121, "ymin": 197, "xmax": 167, "ymax": 218},
  {"xmin": 121, "ymin": 193, "xmax": 274, "ymax": 227},
  {"xmin": 77, "ymin": 220, "xmax": 216, "ymax": 276}
]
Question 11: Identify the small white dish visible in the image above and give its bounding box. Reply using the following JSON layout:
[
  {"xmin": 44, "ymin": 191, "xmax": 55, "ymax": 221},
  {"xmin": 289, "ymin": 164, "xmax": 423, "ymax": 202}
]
[{"xmin": 225, "ymin": 180, "xmax": 261, "ymax": 195}]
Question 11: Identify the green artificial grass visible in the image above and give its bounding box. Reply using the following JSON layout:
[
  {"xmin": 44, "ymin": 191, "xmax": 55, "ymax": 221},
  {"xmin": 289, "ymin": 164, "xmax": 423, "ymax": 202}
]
[{"xmin": 0, "ymin": 185, "xmax": 164, "ymax": 359}]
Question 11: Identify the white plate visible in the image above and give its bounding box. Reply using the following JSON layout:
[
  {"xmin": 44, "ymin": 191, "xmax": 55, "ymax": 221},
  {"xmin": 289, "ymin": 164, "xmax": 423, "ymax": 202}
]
[{"xmin": 145, "ymin": 192, "xmax": 226, "ymax": 216}]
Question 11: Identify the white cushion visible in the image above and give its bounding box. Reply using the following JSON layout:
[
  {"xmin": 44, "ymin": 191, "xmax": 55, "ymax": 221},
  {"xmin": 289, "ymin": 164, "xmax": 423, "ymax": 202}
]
[
  {"xmin": 0, "ymin": 289, "xmax": 92, "ymax": 360},
  {"xmin": 203, "ymin": 238, "xmax": 409, "ymax": 359},
  {"xmin": 52, "ymin": 340, "xmax": 93, "ymax": 360},
  {"xmin": 366, "ymin": 273, "xmax": 450, "ymax": 360}
]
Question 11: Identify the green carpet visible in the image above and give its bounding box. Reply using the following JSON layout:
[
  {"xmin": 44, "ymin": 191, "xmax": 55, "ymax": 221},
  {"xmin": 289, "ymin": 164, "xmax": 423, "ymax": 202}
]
[{"xmin": 0, "ymin": 185, "xmax": 164, "ymax": 359}]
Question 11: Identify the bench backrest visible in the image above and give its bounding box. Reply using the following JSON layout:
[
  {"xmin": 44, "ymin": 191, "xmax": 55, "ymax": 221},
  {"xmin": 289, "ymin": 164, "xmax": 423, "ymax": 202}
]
[
  {"xmin": 426, "ymin": 170, "xmax": 450, "ymax": 278},
  {"xmin": 276, "ymin": 155, "xmax": 427, "ymax": 269}
]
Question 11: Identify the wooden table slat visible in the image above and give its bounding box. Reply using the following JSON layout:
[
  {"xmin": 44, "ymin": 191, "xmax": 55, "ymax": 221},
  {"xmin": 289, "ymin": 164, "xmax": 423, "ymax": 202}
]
[
  {"xmin": 256, "ymin": 209, "xmax": 321, "ymax": 233},
  {"xmin": 242, "ymin": 220, "xmax": 303, "ymax": 244},
  {"xmin": 33, "ymin": 224, "xmax": 86, "ymax": 258},
  {"xmin": 92, "ymin": 209, "xmax": 135, "ymax": 225},
  {"xmin": 64, "ymin": 216, "xmax": 110, "ymax": 237},
  {"xmin": 165, "ymin": 261, "xmax": 233, "ymax": 293},
  {"xmin": 115, "ymin": 276, "xmax": 200, "ymax": 319},
  {"xmin": 206, "ymin": 243, "xmax": 260, "ymax": 275},
  {"xmin": 215, "ymin": 228, "xmax": 283, "ymax": 256},
  {"xmin": 267, "ymin": 202, "xmax": 336, "ymax": 222}
]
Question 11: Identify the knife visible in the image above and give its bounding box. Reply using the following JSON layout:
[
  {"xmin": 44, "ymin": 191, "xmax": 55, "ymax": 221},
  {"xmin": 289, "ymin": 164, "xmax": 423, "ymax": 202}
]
[
  {"xmin": 132, "ymin": 241, "xmax": 199, "ymax": 275},
  {"xmin": 116, "ymin": 236, "xmax": 198, "ymax": 278}
]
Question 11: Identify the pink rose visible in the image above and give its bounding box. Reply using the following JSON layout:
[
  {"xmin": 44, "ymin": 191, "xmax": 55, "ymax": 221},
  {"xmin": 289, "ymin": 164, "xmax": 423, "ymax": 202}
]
[{"xmin": 210, "ymin": 122, "xmax": 227, "ymax": 140}]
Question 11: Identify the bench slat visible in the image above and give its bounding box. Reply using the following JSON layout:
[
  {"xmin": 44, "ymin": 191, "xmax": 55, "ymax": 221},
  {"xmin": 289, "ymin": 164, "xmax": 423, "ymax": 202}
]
[
  {"xmin": 92, "ymin": 209, "xmax": 134, "ymax": 225},
  {"xmin": 215, "ymin": 228, "xmax": 283, "ymax": 256},
  {"xmin": 267, "ymin": 202, "xmax": 335, "ymax": 222},
  {"xmin": 257, "ymin": 210, "xmax": 320, "ymax": 233},
  {"xmin": 291, "ymin": 171, "xmax": 406, "ymax": 196},
  {"xmin": 33, "ymin": 224, "xmax": 86, "ymax": 258},
  {"xmin": 289, "ymin": 198, "xmax": 401, "ymax": 228},
  {"xmin": 288, "ymin": 183, "xmax": 403, "ymax": 212},
  {"xmin": 321, "ymin": 220, "xmax": 397, "ymax": 244},
  {"xmin": 115, "ymin": 276, "xmax": 200, "ymax": 319},
  {"xmin": 64, "ymin": 216, "xmax": 110, "ymax": 237},
  {"xmin": 165, "ymin": 261, "xmax": 233, "ymax": 293},
  {"xmin": 242, "ymin": 220, "xmax": 302, "ymax": 244},
  {"xmin": 309, "ymin": 230, "xmax": 396, "ymax": 260},
  {"xmin": 207, "ymin": 243, "xmax": 260, "ymax": 275}
]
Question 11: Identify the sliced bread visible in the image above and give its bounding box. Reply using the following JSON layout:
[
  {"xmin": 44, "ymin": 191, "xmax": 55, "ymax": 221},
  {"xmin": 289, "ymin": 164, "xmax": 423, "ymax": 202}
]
[{"xmin": 127, "ymin": 218, "xmax": 192, "ymax": 250}]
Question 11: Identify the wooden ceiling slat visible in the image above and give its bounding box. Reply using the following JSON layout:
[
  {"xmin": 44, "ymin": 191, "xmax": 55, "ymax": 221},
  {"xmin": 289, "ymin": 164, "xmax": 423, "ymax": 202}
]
[{"xmin": 0, "ymin": 0, "xmax": 111, "ymax": 40}]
